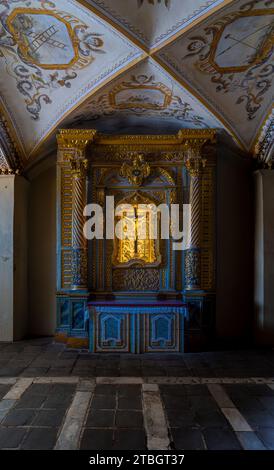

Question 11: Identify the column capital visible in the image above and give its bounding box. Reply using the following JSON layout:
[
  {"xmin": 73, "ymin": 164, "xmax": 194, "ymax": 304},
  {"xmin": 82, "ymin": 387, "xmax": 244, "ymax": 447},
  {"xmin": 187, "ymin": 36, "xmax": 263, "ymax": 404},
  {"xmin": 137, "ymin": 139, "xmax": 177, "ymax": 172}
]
[
  {"xmin": 57, "ymin": 129, "xmax": 97, "ymax": 164},
  {"xmin": 69, "ymin": 156, "xmax": 89, "ymax": 179},
  {"xmin": 185, "ymin": 156, "xmax": 207, "ymax": 177},
  {"xmin": 57, "ymin": 129, "xmax": 97, "ymax": 150},
  {"xmin": 184, "ymin": 142, "xmax": 207, "ymax": 177}
]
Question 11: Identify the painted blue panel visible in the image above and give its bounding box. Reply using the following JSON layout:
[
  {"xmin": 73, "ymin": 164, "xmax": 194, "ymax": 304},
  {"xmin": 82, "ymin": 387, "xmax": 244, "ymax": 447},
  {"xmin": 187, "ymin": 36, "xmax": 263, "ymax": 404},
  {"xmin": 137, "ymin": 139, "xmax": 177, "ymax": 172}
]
[
  {"xmin": 150, "ymin": 313, "xmax": 175, "ymax": 350},
  {"xmin": 60, "ymin": 300, "xmax": 70, "ymax": 327},
  {"xmin": 72, "ymin": 302, "xmax": 85, "ymax": 330},
  {"xmin": 100, "ymin": 313, "xmax": 125, "ymax": 349},
  {"xmin": 103, "ymin": 315, "xmax": 121, "ymax": 342},
  {"xmin": 91, "ymin": 311, "xmax": 130, "ymax": 352},
  {"xmin": 153, "ymin": 316, "xmax": 171, "ymax": 341}
]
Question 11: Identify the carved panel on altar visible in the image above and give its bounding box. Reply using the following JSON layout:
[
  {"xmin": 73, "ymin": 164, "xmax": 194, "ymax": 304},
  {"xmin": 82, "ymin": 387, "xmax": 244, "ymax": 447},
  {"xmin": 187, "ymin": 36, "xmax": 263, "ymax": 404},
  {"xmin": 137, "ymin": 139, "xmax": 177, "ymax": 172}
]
[
  {"xmin": 55, "ymin": 129, "xmax": 216, "ymax": 352},
  {"xmin": 89, "ymin": 303, "xmax": 187, "ymax": 353}
]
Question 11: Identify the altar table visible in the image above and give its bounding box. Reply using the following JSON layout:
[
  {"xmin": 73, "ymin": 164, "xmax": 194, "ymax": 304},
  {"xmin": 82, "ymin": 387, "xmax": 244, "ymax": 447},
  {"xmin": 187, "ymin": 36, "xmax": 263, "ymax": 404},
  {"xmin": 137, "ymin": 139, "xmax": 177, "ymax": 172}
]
[{"xmin": 87, "ymin": 301, "xmax": 188, "ymax": 353}]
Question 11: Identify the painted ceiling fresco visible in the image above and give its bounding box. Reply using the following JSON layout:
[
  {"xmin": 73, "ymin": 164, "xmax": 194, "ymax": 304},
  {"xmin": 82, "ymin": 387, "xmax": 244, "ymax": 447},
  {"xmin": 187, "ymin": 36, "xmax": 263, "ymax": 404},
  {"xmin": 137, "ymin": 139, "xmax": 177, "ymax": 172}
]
[
  {"xmin": 0, "ymin": 0, "xmax": 141, "ymax": 157},
  {"xmin": 64, "ymin": 58, "xmax": 222, "ymax": 133},
  {"xmin": 0, "ymin": 0, "xmax": 273, "ymax": 165},
  {"xmin": 156, "ymin": 0, "xmax": 274, "ymax": 149},
  {"xmin": 85, "ymin": 0, "xmax": 223, "ymax": 48}
]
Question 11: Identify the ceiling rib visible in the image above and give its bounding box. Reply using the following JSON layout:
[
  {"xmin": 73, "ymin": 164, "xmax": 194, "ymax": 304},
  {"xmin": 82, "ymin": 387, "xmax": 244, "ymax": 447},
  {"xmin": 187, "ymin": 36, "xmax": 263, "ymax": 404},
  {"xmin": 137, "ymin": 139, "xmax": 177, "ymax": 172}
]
[
  {"xmin": 3, "ymin": 0, "xmax": 267, "ymax": 164},
  {"xmin": 151, "ymin": 55, "xmax": 245, "ymax": 150},
  {"xmin": 150, "ymin": 0, "xmax": 236, "ymax": 54},
  {"xmin": 77, "ymin": 0, "xmax": 150, "ymax": 54},
  {"xmin": 69, "ymin": 0, "xmax": 245, "ymax": 150},
  {"xmin": 28, "ymin": 53, "xmax": 148, "ymax": 163}
]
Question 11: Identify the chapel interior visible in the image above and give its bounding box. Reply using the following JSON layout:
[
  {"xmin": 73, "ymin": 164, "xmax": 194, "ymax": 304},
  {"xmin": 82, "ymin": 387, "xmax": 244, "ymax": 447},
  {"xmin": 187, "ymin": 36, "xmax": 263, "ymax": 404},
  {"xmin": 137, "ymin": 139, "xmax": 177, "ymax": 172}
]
[{"xmin": 0, "ymin": 0, "xmax": 274, "ymax": 451}]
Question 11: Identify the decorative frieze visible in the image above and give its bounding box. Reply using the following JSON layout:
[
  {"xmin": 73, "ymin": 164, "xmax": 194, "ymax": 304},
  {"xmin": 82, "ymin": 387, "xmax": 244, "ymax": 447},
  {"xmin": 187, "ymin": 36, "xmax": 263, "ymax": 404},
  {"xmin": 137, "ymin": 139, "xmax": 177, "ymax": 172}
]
[
  {"xmin": 254, "ymin": 110, "xmax": 274, "ymax": 165},
  {"xmin": 0, "ymin": 116, "xmax": 21, "ymax": 175}
]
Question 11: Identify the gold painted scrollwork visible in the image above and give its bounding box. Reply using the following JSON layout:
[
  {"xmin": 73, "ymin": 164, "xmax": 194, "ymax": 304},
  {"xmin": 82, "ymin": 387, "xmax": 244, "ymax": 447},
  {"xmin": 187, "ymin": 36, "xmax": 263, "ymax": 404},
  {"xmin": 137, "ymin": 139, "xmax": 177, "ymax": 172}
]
[{"xmin": 120, "ymin": 154, "xmax": 151, "ymax": 186}]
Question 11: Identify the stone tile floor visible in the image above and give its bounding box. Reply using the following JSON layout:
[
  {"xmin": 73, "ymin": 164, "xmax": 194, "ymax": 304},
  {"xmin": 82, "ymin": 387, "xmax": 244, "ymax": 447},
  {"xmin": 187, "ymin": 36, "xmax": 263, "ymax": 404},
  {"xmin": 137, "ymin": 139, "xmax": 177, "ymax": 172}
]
[
  {"xmin": 0, "ymin": 338, "xmax": 274, "ymax": 450},
  {"xmin": 1, "ymin": 337, "xmax": 274, "ymax": 378}
]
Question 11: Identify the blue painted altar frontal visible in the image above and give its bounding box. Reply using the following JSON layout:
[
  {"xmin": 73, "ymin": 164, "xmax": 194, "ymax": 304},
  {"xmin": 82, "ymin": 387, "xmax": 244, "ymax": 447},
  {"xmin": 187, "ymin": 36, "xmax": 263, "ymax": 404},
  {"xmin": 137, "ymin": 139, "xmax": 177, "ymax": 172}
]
[{"xmin": 87, "ymin": 301, "xmax": 188, "ymax": 353}]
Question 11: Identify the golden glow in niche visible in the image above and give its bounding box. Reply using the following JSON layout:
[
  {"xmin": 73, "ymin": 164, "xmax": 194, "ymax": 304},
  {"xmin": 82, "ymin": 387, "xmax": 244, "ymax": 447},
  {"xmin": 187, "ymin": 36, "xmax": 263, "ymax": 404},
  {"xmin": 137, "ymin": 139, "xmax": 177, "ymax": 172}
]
[{"xmin": 113, "ymin": 203, "xmax": 161, "ymax": 267}]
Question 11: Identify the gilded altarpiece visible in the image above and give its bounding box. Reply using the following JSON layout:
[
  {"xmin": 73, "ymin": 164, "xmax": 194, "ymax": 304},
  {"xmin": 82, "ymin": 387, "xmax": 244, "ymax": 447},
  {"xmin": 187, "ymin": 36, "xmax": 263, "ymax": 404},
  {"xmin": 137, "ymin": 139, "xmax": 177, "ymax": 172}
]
[{"xmin": 56, "ymin": 130, "xmax": 216, "ymax": 351}]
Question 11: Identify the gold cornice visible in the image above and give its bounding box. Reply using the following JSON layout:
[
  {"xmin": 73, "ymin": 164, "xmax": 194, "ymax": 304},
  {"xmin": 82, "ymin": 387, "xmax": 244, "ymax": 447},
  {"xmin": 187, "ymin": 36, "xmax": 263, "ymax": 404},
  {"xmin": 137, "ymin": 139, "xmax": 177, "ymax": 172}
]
[
  {"xmin": 57, "ymin": 129, "xmax": 97, "ymax": 150},
  {"xmin": 177, "ymin": 128, "xmax": 216, "ymax": 144},
  {"xmin": 58, "ymin": 128, "xmax": 216, "ymax": 148},
  {"xmin": 95, "ymin": 130, "xmax": 216, "ymax": 146}
]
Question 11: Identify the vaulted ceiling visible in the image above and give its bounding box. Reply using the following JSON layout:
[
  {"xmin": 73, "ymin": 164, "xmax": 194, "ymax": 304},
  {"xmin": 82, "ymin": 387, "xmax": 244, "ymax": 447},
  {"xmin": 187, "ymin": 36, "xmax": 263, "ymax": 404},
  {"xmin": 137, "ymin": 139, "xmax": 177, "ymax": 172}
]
[{"xmin": 0, "ymin": 0, "xmax": 273, "ymax": 169}]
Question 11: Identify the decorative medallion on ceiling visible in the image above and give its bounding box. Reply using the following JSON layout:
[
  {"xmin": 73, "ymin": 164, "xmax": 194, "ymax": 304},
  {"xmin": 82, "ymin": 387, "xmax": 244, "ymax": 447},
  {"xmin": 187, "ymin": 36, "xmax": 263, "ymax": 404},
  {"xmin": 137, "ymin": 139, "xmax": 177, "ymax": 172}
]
[
  {"xmin": 183, "ymin": 6, "xmax": 274, "ymax": 122},
  {"xmin": 0, "ymin": 0, "xmax": 141, "ymax": 158},
  {"xmin": 65, "ymin": 59, "xmax": 221, "ymax": 134},
  {"xmin": 207, "ymin": 11, "xmax": 273, "ymax": 73},
  {"xmin": 157, "ymin": 0, "xmax": 274, "ymax": 149},
  {"xmin": 3, "ymin": 4, "xmax": 105, "ymax": 121},
  {"xmin": 109, "ymin": 74, "xmax": 173, "ymax": 111},
  {"xmin": 6, "ymin": 8, "xmax": 103, "ymax": 70},
  {"xmin": 0, "ymin": 0, "xmax": 273, "ymax": 165}
]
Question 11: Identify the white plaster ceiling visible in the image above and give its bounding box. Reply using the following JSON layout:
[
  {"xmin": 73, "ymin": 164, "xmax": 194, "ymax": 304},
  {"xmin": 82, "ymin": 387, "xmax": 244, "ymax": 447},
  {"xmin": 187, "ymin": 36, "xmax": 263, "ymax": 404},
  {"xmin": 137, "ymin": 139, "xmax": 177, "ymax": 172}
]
[
  {"xmin": 0, "ymin": 0, "xmax": 273, "ymax": 165},
  {"xmin": 64, "ymin": 57, "xmax": 222, "ymax": 133},
  {"xmin": 156, "ymin": 0, "xmax": 274, "ymax": 150},
  {"xmin": 85, "ymin": 0, "xmax": 224, "ymax": 48}
]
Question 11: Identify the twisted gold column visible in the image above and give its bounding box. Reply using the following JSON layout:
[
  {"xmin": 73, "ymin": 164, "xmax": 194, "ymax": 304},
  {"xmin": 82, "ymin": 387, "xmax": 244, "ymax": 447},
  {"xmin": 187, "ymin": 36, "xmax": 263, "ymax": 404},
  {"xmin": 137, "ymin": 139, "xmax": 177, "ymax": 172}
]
[
  {"xmin": 190, "ymin": 173, "xmax": 202, "ymax": 248},
  {"xmin": 70, "ymin": 156, "xmax": 88, "ymax": 290},
  {"xmin": 185, "ymin": 150, "xmax": 206, "ymax": 290}
]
